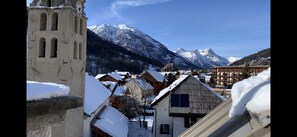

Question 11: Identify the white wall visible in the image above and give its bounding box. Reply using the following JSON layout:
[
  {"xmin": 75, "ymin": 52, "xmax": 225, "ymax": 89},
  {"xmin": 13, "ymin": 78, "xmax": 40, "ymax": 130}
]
[
  {"xmin": 153, "ymin": 96, "xmax": 172, "ymax": 137},
  {"xmin": 83, "ymin": 98, "xmax": 110, "ymax": 137},
  {"xmin": 172, "ymin": 117, "xmax": 187, "ymax": 137}
]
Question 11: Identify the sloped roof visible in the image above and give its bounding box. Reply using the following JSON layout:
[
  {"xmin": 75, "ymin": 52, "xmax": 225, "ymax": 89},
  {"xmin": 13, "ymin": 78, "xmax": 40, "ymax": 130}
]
[
  {"xmin": 151, "ymin": 75, "xmax": 225, "ymax": 107},
  {"xmin": 135, "ymin": 78, "xmax": 154, "ymax": 91},
  {"xmin": 93, "ymin": 106, "xmax": 129, "ymax": 137},
  {"xmin": 113, "ymin": 86, "xmax": 127, "ymax": 96},
  {"xmin": 151, "ymin": 75, "xmax": 189, "ymax": 106},
  {"xmin": 116, "ymin": 71, "xmax": 131, "ymax": 76},
  {"xmin": 95, "ymin": 74, "xmax": 105, "ymax": 79},
  {"xmin": 145, "ymin": 70, "xmax": 165, "ymax": 82},
  {"xmin": 84, "ymin": 73, "xmax": 111, "ymax": 116},
  {"xmin": 108, "ymin": 72, "xmax": 122, "ymax": 81},
  {"xmin": 102, "ymin": 81, "xmax": 118, "ymax": 91}
]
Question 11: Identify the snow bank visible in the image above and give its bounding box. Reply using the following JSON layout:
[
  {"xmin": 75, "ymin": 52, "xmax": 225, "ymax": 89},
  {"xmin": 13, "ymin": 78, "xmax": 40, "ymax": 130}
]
[
  {"xmin": 84, "ymin": 73, "xmax": 111, "ymax": 115},
  {"xmin": 229, "ymin": 68, "xmax": 270, "ymax": 126},
  {"xmin": 27, "ymin": 81, "xmax": 69, "ymax": 101},
  {"xmin": 94, "ymin": 106, "xmax": 129, "ymax": 137}
]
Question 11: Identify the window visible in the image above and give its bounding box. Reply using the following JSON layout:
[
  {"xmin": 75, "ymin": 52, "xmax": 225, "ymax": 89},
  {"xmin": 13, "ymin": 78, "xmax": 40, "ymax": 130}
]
[
  {"xmin": 39, "ymin": 38, "xmax": 46, "ymax": 57},
  {"xmin": 184, "ymin": 117, "xmax": 197, "ymax": 128},
  {"xmin": 79, "ymin": 43, "xmax": 82, "ymax": 59},
  {"xmin": 74, "ymin": 16, "xmax": 78, "ymax": 33},
  {"xmin": 79, "ymin": 18, "xmax": 83, "ymax": 35},
  {"xmin": 73, "ymin": 41, "xmax": 77, "ymax": 59},
  {"xmin": 160, "ymin": 124, "xmax": 169, "ymax": 134},
  {"xmin": 40, "ymin": 13, "xmax": 47, "ymax": 31},
  {"xmin": 47, "ymin": 0, "xmax": 51, "ymax": 7},
  {"xmin": 51, "ymin": 13, "xmax": 58, "ymax": 31},
  {"xmin": 171, "ymin": 94, "xmax": 189, "ymax": 107},
  {"xmin": 50, "ymin": 38, "xmax": 57, "ymax": 58}
]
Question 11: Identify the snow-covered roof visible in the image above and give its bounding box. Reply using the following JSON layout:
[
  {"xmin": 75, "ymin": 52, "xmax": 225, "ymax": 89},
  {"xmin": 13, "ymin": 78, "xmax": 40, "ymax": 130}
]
[
  {"xmin": 145, "ymin": 70, "xmax": 165, "ymax": 82},
  {"xmin": 151, "ymin": 75, "xmax": 189, "ymax": 105},
  {"xmin": 93, "ymin": 106, "xmax": 129, "ymax": 137},
  {"xmin": 95, "ymin": 74, "xmax": 105, "ymax": 79},
  {"xmin": 135, "ymin": 78, "xmax": 154, "ymax": 91},
  {"xmin": 160, "ymin": 72, "xmax": 177, "ymax": 76},
  {"xmin": 113, "ymin": 86, "xmax": 127, "ymax": 96},
  {"xmin": 102, "ymin": 81, "xmax": 118, "ymax": 91},
  {"xmin": 116, "ymin": 71, "xmax": 131, "ymax": 76},
  {"xmin": 108, "ymin": 72, "xmax": 122, "ymax": 81},
  {"xmin": 84, "ymin": 73, "xmax": 111, "ymax": 116},
  {"xmin": 27, "ymin": 81, "xmax": 70, "ymax": 101},
  {"xmin": 229, "ymin": 68, "xmax": 270, "ymax": 126}
]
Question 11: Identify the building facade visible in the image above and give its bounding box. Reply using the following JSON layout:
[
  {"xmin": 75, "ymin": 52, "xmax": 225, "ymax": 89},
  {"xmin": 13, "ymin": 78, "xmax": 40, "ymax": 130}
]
[
  {"xmin": 212, "ymin": 66, "xmax": 269, "ymax": 87},
  {"xmin": 27, "ymin": 0, "xmax": 87, "ymax": 136},
  {"xmin": 151, "ymin": 75, "xmax": 224, "ymax": 137}
]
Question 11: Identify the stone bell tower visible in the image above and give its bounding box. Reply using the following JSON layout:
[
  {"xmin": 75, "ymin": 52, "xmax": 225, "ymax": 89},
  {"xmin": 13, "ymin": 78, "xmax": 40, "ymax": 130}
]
[{"xmin": 27, "ymin": 0, "xmax": 87, "ymax": 136}]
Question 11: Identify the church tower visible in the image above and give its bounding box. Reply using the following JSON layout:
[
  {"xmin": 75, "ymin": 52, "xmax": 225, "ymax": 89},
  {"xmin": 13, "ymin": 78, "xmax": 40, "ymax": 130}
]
[{"xmin": 27, "ymin": 0, "xmax": 87, "ymax": 136}]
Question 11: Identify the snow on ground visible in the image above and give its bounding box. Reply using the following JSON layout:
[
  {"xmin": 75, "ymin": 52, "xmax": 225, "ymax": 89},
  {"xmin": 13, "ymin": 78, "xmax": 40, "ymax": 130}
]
[
  {"xmin": 129, "ymin": 116, "xmax": 154, "ymax": 137},
  {"xmin": 229, "ymin": 67, "xmax": 270, "ymax": 126},
  {"xmin": 27, "ymin": 81, "xmax": 70, "ymax": 101},
  {"xmin": 84, "ymin": 73, "xmax": 111, "ymax": 115}
]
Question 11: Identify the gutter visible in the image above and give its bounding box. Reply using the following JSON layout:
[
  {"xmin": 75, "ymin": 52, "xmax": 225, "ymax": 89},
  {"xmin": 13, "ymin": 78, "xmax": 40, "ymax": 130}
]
[{"xmin": 208, "ymin": 110, "xmax": 251, "ymax": 137}]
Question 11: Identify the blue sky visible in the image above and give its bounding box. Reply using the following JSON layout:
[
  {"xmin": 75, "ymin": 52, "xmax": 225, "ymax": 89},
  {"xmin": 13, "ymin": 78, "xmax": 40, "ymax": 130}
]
[{"xmin": 27, "ymin": 0, "xmax": 270, "ymax": 58}]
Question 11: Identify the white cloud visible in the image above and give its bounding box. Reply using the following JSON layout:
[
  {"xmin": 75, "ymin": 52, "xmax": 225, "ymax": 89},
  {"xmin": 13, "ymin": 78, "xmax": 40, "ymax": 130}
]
[{"xmin": 111, "ymin": 0, "xmax": 171, "ymax": 16}]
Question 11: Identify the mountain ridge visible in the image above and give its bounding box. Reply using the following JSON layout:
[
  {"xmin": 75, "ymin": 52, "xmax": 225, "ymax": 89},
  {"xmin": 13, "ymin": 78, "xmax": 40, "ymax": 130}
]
[{"xmin": 88, "ymin": 24, "xmax": 202, "ymax": 70}]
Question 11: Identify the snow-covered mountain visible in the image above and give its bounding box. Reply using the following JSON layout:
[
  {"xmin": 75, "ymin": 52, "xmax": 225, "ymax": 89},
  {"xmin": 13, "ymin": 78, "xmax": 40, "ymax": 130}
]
[
  {"xmin": 174, "ymin": 48, "xmax": 230, "ymax": 68},
  {"xmin": 227, "ymin": 57, "xmax": 241, "ymax": 63},
  {"xmin": 229, "ymin": 48, "xmax": 270, "ymax": 66},
  {"xmin": 88, "ymin": 24, "xmax": 201, "ymax": 69}
]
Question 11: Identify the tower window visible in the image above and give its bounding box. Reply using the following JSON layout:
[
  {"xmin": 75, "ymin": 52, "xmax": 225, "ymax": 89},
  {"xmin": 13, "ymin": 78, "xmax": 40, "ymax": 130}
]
[
  {"xmin": 79, "ymin": 19, "xmax": 83, "ymax": 35},
  {"xmin": 79, "ymin": 43, "xmax": 82, "ymax": 60},
  {"xmin": 50, "ymin": 38, "xmax": 58, "ymax": 58},
  {"xmin": 47, "ymin": 0, "xmax": 51, "ymax": 7},
  {"xmin": 74, "ymin": 41, "xmax": 77, "ymax": 59},
  {"xmin": 39, "ymin": 38, "xmax": 46, "ymax": 58},
  {"xmin": 40, "ymin": 13, "xmax": 47, "ymax": 31},
  {"xmin": 74, "ymin": 16, "xmax": 78, "ymax": 33},
  {"xmin": 51, "ymin": 13, "xmax": 58, "ymax": 31}
]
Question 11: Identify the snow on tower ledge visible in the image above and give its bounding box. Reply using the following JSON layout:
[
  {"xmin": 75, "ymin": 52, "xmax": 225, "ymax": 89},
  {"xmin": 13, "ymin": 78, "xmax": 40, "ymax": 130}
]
[{"xmin": 27, "ymin": 81, "xmax": 70, "ymax": 101}]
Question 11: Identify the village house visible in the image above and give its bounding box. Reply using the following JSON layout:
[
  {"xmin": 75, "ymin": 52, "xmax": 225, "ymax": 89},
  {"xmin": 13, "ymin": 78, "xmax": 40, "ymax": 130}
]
[
  {"xmin": 179, "ymin": 68, "xmax": 270, "ymax": 137},
  {"xmin": 150, "ymin": 75, "xmax": 225, "ymax": 137},
  {"xmin": 140, "ymin": 70, "xmax": 167, "ymax": 95},
  {"xmin": 96, "ymin": 72, "xmax": 124, "ymax": 85},
  {"xmin": 84, "ymin": 73, "xmax": 128, "ymax": 137},
  {"xmin": 125, "ymin": 77, "xmax": 154, "ymax": 104},
  {"xmin": 160, "ymin": 63, "xmax": 179, "ymax": 72},
  {"xmin": 27, "ymin": 0, "xmax": 87, "ymax": 136},
  {"xmin": 115, "ymin": 71, "xmax": 132, "ymax": 81},
  {"xmin": 109, "ymin": 85, "xmax": 130, "ymax": 109}
]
